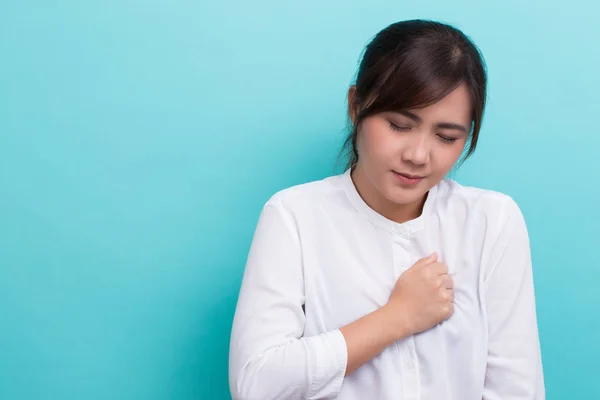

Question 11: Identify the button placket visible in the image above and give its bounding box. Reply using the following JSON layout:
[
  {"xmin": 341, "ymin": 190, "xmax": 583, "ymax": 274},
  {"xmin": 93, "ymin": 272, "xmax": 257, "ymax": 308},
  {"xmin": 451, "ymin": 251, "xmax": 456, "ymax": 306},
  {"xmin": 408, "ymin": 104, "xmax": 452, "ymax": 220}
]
[
  {"xmin": 402, "ymin": 337, "xmax": 421, "ymax": 400},
  {"xmin": 392, "ymin": 233, "xmax": 412, "ymax": 276},
  {"xmin": 391, "ymin": 229, "xmax": 421, "ymax": 400}
]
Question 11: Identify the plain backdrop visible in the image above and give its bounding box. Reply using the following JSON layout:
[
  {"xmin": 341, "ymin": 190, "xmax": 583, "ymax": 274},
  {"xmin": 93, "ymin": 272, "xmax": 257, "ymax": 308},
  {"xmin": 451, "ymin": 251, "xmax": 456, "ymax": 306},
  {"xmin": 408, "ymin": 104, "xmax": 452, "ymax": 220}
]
[{"xmin": 1, "ymin": 1, "xmax": 599, "ymax": 399}]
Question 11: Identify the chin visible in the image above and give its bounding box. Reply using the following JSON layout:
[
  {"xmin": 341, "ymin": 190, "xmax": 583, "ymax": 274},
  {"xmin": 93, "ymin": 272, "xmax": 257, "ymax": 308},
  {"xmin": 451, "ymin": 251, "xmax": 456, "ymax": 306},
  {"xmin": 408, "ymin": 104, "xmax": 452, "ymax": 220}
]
[
  {"xmin": 383, "ymin": 186, "xmax": 426, "ymax": 206},
  {"xmin": 379, "ymin": 178, "xmax": 426, "ymax": 204}
]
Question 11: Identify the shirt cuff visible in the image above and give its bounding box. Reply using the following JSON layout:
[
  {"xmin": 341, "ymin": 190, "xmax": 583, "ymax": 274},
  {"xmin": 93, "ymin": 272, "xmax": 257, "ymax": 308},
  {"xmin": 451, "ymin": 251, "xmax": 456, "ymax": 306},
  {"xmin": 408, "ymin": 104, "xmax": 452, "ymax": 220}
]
[{"xmin": 308, "ymin": 329, "xmax": 348, "ymax": 399}]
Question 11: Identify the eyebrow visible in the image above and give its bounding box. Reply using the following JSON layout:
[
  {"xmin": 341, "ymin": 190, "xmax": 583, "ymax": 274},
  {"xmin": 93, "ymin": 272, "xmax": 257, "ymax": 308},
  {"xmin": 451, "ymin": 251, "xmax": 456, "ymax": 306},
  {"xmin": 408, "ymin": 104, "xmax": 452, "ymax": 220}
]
[{"xmin": 396, "ymin": 110, "xmax": 470, "ymax": 134}]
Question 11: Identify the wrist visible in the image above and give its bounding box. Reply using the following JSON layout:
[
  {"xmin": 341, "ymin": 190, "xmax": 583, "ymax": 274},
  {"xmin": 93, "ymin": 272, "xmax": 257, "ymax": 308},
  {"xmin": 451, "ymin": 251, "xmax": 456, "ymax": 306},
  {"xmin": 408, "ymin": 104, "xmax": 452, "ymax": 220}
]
[{"xmin": 379, "ymin": 302, "xmax": 413, "ymax": 341}]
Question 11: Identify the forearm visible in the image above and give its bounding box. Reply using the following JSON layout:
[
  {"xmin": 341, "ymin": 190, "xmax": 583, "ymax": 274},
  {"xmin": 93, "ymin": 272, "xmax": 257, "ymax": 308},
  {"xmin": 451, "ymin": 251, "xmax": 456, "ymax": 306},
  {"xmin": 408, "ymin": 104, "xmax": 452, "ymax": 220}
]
[
  {"xmin": 230, "ymin": 330, "xmax": 347, "ymax": 400},
  {"xmin": 340, "ymin": 304, "xmax": 410, "ymax": 376}
]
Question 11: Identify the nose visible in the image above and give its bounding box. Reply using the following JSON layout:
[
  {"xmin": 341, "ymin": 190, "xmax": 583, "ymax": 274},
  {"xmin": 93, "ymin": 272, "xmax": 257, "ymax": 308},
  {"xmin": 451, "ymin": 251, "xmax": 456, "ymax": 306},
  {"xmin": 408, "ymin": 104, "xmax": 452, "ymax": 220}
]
[{"xmin": 401, "ymin": 134, "xmax": 430, "ymax": 166}]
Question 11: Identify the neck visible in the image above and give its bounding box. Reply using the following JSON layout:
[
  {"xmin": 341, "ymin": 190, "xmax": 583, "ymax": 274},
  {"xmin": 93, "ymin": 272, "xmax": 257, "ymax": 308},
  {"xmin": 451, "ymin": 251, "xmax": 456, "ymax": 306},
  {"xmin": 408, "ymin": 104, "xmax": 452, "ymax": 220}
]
[{"xmin": 351, "ymin": 166, "xmax": 427, "ymax": 224}]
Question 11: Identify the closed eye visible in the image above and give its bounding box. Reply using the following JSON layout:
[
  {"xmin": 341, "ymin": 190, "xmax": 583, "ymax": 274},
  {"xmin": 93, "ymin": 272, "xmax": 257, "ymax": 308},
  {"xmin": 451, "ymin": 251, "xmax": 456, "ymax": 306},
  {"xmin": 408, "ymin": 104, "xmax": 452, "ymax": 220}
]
[
  {"xmin": 437, "ymin": 134, "xmax": 458, "ymax": 144},
  {"xmin": 389, "ymin": 121, "xmax": 412, "ymax": 131}
]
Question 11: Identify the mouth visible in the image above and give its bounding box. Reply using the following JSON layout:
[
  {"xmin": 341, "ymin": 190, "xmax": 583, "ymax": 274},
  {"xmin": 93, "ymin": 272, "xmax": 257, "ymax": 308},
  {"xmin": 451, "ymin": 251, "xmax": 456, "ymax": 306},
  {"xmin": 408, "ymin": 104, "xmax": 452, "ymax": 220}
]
[{"xmin": 392, "ymin": 170, "xmax": 426, "ymax": 185}]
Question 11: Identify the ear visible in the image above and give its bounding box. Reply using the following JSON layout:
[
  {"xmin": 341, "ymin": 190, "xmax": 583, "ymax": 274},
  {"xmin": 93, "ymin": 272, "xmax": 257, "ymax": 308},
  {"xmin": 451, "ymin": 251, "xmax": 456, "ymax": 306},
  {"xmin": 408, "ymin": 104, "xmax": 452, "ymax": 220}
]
[{"xmin": 347, "ymin": 85, "xmax": 359, "ymax": 126}]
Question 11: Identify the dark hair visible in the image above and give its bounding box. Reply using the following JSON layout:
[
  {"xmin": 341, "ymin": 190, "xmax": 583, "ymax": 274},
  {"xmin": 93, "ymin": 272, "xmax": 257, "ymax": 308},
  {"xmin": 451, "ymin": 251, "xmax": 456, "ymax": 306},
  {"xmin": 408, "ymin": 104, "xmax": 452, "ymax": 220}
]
[{"xmin": 340, "ymin": 19, "xmax": 488, "ymax": 170}]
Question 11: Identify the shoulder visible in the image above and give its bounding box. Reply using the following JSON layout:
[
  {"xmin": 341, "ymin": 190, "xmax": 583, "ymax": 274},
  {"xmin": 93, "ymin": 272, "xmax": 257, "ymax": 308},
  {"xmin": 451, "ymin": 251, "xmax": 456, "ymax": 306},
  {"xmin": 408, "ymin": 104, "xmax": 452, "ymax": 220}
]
[
  {"xmin": 435, "ymin": 178, "xmax": 525, "ymax": 227},
  {"xmin": 261, "ymin": 173, "xmax": 344, "ymax": 217}
]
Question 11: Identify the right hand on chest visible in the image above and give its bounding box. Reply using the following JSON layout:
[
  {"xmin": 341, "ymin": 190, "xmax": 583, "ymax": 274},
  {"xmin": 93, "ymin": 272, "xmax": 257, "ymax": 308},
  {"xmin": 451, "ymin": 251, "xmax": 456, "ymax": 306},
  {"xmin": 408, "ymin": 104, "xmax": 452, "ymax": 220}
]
[{"xmin": 385, "ymin": 252, "xmax": 454, "ymax": 336}]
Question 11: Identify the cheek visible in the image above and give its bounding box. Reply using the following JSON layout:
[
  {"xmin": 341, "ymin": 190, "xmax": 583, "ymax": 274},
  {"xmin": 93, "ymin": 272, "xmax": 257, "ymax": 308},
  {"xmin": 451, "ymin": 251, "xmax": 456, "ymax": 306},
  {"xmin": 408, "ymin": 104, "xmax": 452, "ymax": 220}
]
[
  {"xmin": 358, "ymin": 122, "xmax": 397, "ymax": 160},
  {"xmin": 432, "ymin": 142, "xmax": 466, "ymax": 171}
]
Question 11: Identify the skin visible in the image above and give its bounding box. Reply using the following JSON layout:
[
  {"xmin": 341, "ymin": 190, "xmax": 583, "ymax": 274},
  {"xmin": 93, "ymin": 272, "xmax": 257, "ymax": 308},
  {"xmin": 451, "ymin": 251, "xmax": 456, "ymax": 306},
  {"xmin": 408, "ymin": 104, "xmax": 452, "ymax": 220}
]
[
  {"xmin": 338, "ymin": 83, "xmax": 473, "ymax": 376},
  {"xmin": 349, "ymin": 83, "xmax": 472, "ymax": 224}
]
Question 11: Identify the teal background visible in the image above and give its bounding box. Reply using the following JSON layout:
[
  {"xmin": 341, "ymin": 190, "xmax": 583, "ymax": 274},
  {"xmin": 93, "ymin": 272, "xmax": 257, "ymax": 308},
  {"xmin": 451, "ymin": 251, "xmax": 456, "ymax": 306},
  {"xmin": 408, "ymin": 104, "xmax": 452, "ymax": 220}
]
[{"xmin": 1, "ymin": 1, "xmax": 598, "ymax": 399}]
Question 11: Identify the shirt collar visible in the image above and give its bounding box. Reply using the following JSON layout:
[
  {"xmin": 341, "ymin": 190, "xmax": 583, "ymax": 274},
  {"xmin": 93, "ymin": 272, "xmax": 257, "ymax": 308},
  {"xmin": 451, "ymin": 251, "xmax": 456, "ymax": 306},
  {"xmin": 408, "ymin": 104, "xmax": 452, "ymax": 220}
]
[{"xmin": 340, "ymin": 167, "xmax": 438, "ymax": 238}]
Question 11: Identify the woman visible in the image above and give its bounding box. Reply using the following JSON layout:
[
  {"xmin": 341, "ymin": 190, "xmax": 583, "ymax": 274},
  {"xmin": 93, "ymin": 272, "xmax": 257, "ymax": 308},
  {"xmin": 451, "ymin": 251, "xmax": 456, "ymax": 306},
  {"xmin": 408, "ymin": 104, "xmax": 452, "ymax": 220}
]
[{"xmin": 229, "ymin": 19, "xmax": 545, "ymax": 400}]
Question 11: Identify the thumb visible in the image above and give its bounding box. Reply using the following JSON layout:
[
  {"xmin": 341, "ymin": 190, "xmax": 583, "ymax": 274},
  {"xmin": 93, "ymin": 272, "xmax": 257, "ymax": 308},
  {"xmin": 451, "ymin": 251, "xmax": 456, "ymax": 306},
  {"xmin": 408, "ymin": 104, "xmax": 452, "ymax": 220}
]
[
  {"xmin": 423, "ymin": 252, "xmax": 438, "ymax": 264},
  {"xmin": 412, "ymin": 252, "xmax": 438, "ymax": 269}
]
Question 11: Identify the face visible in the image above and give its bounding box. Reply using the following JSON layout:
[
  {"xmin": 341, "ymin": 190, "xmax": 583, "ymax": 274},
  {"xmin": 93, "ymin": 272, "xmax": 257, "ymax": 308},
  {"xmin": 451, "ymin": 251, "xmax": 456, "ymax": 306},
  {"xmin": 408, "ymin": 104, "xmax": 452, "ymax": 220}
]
[{"xmin": 349, "ymin": 83, "xmax": 471, "ymax": 212}]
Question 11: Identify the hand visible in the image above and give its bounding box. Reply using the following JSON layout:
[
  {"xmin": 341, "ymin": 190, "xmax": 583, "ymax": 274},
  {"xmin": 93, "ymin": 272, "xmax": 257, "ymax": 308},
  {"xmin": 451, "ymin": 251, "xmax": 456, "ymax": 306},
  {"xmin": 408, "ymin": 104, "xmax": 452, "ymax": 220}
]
[{"xmin": 384, "ymin": 252, "xmax": 454, "ymax": 337}]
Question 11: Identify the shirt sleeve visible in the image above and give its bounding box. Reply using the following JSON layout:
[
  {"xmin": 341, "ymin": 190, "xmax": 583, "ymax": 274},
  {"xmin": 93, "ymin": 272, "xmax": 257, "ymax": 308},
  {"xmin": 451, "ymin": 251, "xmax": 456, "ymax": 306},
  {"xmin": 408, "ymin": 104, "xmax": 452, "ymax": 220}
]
[
  {"xmin": 482, "ymin": 198, "xmax": 545, "ymax": 399},
  {"xmin": 229, "ymin": 200, "xmax": 348, "ymax": 400}
]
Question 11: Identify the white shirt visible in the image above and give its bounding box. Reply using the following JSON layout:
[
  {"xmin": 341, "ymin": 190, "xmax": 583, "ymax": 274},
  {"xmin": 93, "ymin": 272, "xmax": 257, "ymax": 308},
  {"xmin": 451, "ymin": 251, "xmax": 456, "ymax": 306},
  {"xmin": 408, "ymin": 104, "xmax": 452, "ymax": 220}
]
[{"xmin": 229, "ymin": 168, "xmax": 545, "ymax": 400}]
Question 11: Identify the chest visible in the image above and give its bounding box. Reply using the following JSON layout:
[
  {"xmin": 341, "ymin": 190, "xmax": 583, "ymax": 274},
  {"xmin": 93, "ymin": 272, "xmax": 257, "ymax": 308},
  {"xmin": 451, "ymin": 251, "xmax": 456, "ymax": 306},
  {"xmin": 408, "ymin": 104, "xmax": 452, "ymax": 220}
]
[{"xmin": 300, "ymin": 217, "xmax": 486, "ymax": 334}]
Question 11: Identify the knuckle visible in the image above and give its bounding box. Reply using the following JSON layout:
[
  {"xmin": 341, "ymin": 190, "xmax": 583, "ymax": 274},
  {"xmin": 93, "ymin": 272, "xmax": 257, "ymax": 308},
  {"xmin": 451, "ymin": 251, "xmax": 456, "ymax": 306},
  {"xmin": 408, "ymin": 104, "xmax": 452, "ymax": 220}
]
[
  {"xmin": 440, "ymin": 303, "xmax": 454, "ymax": 317},
  {"xmin": 440, "ymin": 263, "xmax": 449, "ymax": 274}
]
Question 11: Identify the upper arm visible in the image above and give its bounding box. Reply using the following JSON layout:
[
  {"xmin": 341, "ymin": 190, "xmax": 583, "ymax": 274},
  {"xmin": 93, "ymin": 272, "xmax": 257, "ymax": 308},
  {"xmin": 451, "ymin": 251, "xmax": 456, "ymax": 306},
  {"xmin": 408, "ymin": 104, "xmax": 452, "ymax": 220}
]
[
  {"xmin": 482, "ymin": 198, "xmax": 545, "ymax": 399},
  {"xmin": 228, "ymin": 200, "xmax": 348, "ymax": 400},
  {"xmin": 229, "ymin": 200, "xmax": 307, "ymax": 384},
  {"xmin": 232, "ymin": 200, "xmax": 306, "ymax": 344}
]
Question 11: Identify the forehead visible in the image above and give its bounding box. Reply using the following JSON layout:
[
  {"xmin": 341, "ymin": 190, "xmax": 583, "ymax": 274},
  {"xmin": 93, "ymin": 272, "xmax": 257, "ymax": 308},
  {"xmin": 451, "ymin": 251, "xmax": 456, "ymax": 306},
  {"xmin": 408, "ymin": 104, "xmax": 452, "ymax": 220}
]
[{"xmin": 409, "ymin": 84, "xmax": 472, "ymax": 122}]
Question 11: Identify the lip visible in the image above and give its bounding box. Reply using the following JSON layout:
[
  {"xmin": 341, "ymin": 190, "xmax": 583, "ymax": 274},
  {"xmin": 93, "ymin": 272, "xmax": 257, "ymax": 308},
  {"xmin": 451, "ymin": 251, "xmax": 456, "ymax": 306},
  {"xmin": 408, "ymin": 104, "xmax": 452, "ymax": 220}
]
[{"xmin": 392, "ymin": 170, "xmax": 425, "ymax": 185}]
